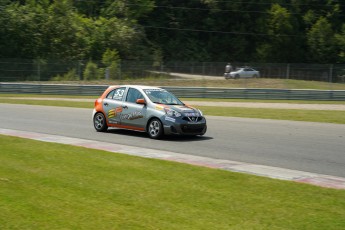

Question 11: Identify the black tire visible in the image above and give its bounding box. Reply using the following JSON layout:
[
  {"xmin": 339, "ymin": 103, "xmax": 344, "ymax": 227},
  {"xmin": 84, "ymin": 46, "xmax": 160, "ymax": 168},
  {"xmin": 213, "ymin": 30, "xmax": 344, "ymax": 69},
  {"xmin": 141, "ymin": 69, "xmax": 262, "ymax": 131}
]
[
  {"xmin": 235, "ymin": 74, "xmax": 240, "ymax": 79},
  {"xmin": 147, "ymin": 118, "xmax": 163, "ymax": 139},
  {"xmin": 253, "ymin": 74, "xmax": 258, "ymax": 78},
  {"xmin": 93, "ymin": 112, "xmax": 108, "ymax": 132}
]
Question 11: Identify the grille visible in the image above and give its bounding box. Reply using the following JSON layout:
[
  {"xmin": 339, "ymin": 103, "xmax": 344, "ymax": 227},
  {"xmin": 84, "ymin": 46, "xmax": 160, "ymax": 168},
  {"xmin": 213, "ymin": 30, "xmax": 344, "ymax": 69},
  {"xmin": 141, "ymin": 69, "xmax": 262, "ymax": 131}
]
[
  {"xmin": 180, "ymin": 124, "xmax": 205, "ymax": 133},
  {"xmin": 182, "ymin": 116, "xmax": 203, "ymax": 122}
]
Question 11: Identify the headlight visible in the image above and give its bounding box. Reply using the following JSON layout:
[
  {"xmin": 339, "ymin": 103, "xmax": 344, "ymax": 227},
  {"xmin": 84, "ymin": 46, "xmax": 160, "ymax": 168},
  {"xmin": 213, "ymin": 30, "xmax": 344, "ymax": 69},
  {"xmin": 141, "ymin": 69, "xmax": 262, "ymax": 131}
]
[
  {"xmin": 165, "ymin": 108, "xmax": 181, "ymax": 117},
  {"xmin": 198, "ymin": 109, "xmax": 203, "ymax": 116}
]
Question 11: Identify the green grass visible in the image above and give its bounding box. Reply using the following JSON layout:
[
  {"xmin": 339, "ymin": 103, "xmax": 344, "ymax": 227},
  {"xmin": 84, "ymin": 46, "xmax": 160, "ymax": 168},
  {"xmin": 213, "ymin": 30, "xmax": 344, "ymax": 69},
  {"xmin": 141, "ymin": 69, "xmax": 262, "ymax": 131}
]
[
  {"xmin": 0, "ymin": 93, "xmax": 95, "ymax": 99},
  {"xmin": 42, "ymin": 78, "xmax": 345, "ymax": 89},
  {"xmin": 182, "ymin": 97, "xmax": 345, "ymax": 105},
  {"xmin": 0, "ymin": 98, "xmax": 93, "ymax": 108},
  {"xmin": 198, "ymin": 106, "xmax": 345, "ymax": 124},
  {"xmin": 1, "ymin": 135, "xmax": 345, "ymax": 229},
  {"xmin": 2, "ymin": 93, "xmax": 345, "ymax": 104},
  {"xmin": 6, "ymin": 77, "xmax": 345, "ymax": 89}
]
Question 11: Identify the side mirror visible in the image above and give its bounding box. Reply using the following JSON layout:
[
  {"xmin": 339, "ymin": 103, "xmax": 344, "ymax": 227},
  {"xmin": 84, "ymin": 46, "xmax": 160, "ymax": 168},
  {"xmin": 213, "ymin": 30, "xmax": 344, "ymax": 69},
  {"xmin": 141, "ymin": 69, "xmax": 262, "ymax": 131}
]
[{"xmin": 136, "ymin": 98, "xmax": 146, "ymax": 105}]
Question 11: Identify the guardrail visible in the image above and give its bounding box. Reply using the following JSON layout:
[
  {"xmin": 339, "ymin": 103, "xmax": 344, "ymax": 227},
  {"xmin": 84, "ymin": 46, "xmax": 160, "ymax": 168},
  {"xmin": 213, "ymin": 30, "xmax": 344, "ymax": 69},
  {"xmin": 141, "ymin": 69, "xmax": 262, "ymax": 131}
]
[{"xmin": 1, "ymin": 83, "xmax": 345, "ymax": 100}]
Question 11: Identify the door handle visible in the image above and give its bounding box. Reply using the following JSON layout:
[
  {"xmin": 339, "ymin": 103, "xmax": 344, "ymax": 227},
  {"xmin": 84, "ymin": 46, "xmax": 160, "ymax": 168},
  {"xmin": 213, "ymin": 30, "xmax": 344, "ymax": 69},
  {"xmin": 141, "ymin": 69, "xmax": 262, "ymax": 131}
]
[
  {"xmin": 104, "ymin": 103, "xmax": 108, "ymax": 106},
  {"xmin": 122, "ymin": 105, "xmax": 128, "ymax": 109}
]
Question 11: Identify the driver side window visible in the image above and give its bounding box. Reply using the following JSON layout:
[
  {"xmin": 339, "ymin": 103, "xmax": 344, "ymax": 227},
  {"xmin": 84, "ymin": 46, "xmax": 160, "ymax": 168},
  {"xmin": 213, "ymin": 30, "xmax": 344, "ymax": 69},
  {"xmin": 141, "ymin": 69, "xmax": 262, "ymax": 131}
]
[{"xmin": 126, "ymin": 88, "xmax": 143, "ymax": 103}]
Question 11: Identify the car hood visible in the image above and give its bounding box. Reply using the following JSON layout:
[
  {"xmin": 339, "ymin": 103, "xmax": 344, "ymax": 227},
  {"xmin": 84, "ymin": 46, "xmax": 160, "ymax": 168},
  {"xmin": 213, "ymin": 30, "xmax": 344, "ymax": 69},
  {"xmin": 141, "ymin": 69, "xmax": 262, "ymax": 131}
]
[
  {"xmin": 170, "ymin": 105, "xmax": 200, "ymax": 115},
  {"xmin": 155, "ymin": 104, "xmax": 201, "ymax": 115}
]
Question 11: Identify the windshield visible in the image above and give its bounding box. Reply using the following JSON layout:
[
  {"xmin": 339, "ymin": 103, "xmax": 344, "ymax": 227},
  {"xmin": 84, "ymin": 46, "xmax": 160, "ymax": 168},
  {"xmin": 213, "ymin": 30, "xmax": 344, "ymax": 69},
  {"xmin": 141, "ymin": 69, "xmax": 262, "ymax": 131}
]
[{"xmin": 144, "ymin": 89, "xmax": 184, "ymax": 105}]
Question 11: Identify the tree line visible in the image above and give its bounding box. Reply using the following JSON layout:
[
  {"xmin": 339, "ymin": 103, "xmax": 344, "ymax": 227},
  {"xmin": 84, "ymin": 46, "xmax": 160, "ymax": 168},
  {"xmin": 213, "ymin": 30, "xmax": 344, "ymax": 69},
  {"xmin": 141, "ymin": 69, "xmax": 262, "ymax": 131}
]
[{"xmin": 1, "ymin": 0, "xmax": 345, "ymax": 64}]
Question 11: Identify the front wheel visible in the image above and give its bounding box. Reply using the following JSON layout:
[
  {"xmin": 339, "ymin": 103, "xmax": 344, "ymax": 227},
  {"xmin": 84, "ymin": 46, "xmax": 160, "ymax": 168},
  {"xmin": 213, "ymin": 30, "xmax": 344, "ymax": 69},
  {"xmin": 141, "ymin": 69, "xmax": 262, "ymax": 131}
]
[
  {"xmin": 94, "ymin": 112, "xmax": 108, "ymax": 132},
  {"xmin": 148, "ymin": 118, "xmax": 163, "ymax": 139}
]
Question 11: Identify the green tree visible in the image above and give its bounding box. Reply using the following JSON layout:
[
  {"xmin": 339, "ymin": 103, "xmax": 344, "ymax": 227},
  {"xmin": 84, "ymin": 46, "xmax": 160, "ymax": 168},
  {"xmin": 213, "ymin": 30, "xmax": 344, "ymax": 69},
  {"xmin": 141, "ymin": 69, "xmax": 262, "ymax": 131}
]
[
  {"xmin": 307, "ymin": 17, "xmax": 337, "ymax": 63},
  {"xmin": 2, "ymin": 0, "xmax": 345, "ymax": 64},
  {"xmin": 101, "ymin": 0, "xmax": 155, "ymax": 19},
  {"xmin": 83, "ymin": 61, "xmax": 99, "ymax": 80},
  {"xmin": 335, "ymin": 24, "xmax": 345, "ymax": 62},
  {"xmin": 92, "ymin": 17, "xmax": 144, "ymax": 60},
  {"xmin": 0, "ymin": 2, "xmax": 46, "ymax": 58},
  {"xmin": 42, "ymin": 0, "xmax": 92, "ymax": 60},
  {"xmin": 102, "ymin": 49, "xmax": 120, "ymax": 79},
  {"xmin": 256, "ymin": 4, "xmax": 302, "ymax": 62},
  {"xmin": 52, "ymin": 69, "xmax": 79, "ymax": 81}
]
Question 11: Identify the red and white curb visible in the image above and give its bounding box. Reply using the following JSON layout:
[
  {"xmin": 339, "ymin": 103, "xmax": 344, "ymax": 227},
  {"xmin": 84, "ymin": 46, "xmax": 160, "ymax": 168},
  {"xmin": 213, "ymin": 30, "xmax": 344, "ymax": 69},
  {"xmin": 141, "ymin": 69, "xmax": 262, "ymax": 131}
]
[{"xmin": 1, "ymin": 128, "xmax": 345, "ymax": 190}]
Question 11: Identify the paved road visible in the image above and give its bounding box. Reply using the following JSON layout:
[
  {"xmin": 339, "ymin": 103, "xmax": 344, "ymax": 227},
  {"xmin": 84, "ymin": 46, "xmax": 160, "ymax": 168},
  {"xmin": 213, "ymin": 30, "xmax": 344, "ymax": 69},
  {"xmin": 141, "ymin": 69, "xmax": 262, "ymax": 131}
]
[{"xmin": 1, "ymin": 103, "xmax": 345, "ymax": 178}]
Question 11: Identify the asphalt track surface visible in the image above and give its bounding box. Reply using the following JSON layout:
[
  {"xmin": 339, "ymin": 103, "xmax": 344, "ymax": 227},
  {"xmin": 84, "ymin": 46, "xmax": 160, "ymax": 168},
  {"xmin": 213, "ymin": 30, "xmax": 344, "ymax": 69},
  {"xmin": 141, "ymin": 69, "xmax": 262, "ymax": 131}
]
[{"xmin": 1, "ymin": 103, "xmax": 345, "ymax": 179}]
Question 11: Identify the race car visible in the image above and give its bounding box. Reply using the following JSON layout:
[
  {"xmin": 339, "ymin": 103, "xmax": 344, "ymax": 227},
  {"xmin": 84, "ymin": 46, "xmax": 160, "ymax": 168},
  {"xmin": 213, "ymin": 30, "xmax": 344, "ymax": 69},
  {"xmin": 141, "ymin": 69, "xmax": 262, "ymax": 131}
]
[{"xmin": 93, "ymin": 85, "xmax": 207, "ymax": 139}]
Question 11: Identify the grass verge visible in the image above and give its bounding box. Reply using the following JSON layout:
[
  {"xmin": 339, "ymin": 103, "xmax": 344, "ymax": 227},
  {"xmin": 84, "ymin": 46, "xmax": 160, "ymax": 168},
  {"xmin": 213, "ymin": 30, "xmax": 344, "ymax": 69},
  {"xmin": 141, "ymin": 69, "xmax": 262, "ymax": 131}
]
[
  {"xmin": 0, "ymin": 98, "xmax": 92, "ymax": 108},
  {"xmin": 0, "ymin": 94, "xmax": 95, "ymax": 99},
  {"xmin": 2, "ymin": 93, "xmax": 345, "ymax": 104},
  {"xmin": 198, "ymin": 106, "xmax": 345, "ymax": 124},
  {"xmin": 1, "ymin": 135, "xmax": 345, "ymax": 229},
  {"xmin": 17, "ymin": 78, "xmax": 345, "ymax": 89},
  {"xmin": 183, "ymin": 97, "xmax": 345, "ymax": 105}
]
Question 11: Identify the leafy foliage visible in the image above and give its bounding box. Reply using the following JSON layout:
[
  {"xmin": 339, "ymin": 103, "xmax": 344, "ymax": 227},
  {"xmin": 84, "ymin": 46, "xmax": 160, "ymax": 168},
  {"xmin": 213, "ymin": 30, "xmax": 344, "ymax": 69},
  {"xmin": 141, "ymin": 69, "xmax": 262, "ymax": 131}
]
[
  {"xmin": 1, "ymin": 0, "xmax": 345, "ymax": 63},
  {"xmin": 102, "ymin": 49, "xmax": 120, "ymax": 79},
  {"xmin": 51, "ymin": 69, "xmax": 79, "ymax": 81},
  {"xmin": 83, "ymin": 61, "xmax": 100, "ymax": 80}
]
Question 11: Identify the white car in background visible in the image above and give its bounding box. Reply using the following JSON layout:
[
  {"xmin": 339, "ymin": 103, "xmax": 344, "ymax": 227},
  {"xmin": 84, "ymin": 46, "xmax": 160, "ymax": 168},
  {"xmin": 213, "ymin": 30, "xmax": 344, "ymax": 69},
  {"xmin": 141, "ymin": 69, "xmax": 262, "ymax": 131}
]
[{"xmin": 225, "ymin": 67, "xmax": 260, "ymax": 79}]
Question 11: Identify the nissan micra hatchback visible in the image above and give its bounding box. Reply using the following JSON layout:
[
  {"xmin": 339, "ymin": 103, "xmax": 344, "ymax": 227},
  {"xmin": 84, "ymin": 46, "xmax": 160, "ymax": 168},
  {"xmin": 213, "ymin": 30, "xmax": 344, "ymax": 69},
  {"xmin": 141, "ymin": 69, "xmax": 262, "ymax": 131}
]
[{"xmin": 93, "ymin": 85, "xmax": 207, "ymax": 139}]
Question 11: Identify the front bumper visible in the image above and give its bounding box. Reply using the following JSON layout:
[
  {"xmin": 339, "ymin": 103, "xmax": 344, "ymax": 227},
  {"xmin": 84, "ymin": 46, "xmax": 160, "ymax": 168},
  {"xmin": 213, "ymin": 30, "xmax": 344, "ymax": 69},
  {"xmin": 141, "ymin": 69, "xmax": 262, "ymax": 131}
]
[{"xmin": 162, "ymin": 116, "xmax": 207, "ymax": 136}]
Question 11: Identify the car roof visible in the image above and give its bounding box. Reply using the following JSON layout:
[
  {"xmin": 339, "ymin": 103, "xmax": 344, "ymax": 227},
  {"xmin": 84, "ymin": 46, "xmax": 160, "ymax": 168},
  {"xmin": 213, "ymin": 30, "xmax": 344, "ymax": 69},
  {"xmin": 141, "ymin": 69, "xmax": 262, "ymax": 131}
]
[{"xmin": 107, "ymin": 85, "xmax": 163, "ymax": 90}]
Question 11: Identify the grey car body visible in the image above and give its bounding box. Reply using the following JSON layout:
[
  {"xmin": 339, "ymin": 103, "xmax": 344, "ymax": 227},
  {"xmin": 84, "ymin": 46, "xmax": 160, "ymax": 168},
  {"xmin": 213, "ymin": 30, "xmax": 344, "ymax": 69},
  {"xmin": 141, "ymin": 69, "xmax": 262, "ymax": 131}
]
[
  {"xmin": 225, "ymin": 67, "xmax": 260, "ymax": 79},
  {"xmin": 93, "ymin": 85, "xmax": 207, "ymax": 139}
]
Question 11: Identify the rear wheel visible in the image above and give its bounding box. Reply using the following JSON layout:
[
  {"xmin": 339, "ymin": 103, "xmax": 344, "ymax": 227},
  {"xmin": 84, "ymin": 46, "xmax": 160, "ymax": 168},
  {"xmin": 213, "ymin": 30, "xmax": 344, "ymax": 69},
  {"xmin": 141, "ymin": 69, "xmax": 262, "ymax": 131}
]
[
  {"xmin": 148, "ymin": 118, "xmax": 163, "ymax": 139},
  {"xmin": 94, "ymin": 112, "xmax": 108, "ymax": 132},
  {"xmin": 235, "ymin": 74, "xmax": 240, "ymax": 79}
]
